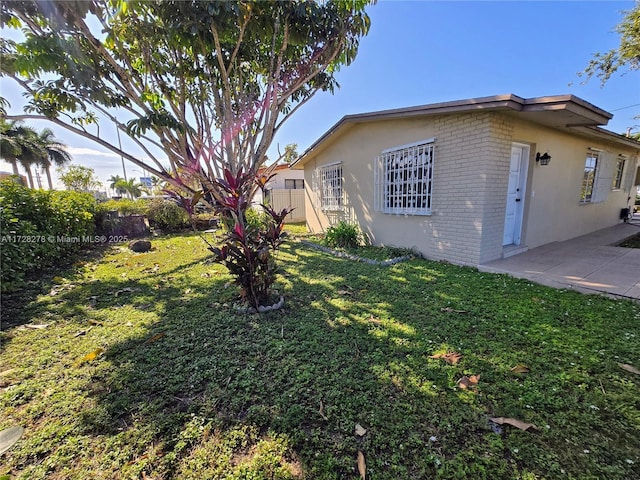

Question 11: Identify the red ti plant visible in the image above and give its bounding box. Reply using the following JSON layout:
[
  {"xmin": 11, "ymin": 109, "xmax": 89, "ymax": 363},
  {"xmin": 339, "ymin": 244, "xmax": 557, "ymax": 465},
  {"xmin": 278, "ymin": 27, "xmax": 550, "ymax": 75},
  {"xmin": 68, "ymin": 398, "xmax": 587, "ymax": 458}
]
[{"xmin": 208, "ymin": 168, "xmax": 292, "ymax": 309}]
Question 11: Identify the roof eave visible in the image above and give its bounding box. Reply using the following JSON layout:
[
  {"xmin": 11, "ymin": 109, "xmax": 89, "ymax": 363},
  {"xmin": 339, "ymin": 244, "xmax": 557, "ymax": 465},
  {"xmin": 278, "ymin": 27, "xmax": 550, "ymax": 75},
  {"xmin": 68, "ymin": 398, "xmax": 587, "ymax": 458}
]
[
  {"xmin": 291, "ymin": 94, "xmax": 619, "ymax": 167},
  {"xmin": 570, "ymin": 126, "xmax": 640, "ymax": 150}
]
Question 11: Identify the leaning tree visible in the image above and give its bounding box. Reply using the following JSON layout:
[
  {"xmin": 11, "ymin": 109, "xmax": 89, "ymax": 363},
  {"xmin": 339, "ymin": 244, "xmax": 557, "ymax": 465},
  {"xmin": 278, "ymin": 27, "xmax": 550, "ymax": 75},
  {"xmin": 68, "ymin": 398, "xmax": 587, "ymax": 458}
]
[
  {"xmin": 0, "ymin": 0, "xmax": 373, "ymax": 307},
  {"xmin": 0, "ymin": 0, "xmax": 371, "ymax": 193}
]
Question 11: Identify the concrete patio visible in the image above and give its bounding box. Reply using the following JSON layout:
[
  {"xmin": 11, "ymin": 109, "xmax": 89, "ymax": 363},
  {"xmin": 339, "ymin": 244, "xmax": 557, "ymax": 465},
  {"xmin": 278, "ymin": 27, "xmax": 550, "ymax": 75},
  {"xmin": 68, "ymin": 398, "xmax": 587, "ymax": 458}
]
[{"xmin": 480, "ymin": 220, "xmax": 640, "ymax": 300}]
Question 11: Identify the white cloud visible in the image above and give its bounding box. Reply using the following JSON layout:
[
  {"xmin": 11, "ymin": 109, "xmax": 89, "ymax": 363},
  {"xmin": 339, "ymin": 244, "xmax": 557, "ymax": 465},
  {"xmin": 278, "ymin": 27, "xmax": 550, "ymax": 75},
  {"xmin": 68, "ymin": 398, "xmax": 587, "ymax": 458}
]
[{"xmin": 66, "ymin": 147, "xmax": 121, "ymax": 158}]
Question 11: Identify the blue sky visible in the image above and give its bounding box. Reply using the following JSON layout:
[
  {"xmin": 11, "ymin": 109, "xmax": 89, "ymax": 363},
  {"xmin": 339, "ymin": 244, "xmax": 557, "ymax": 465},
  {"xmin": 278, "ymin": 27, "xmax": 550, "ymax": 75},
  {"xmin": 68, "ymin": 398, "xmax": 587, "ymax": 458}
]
[{"xmin": 1, "ymin": 0, "xmax": 638, "ymax": 190}]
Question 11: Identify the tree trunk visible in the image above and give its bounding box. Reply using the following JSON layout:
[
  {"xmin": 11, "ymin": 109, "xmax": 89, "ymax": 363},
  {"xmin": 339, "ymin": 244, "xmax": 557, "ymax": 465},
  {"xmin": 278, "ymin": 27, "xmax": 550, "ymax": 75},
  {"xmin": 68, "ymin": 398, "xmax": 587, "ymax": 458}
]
[
  {"xmin": 24, "ymin": 166, "xmax": 34, "ymax": 189},
  {"xmin": 45, "ymin": 166, "xmax": 53, "ymax": 190},
  {"xmin": 11, "ymin": 160, "xmax": 19, "ymax": 176}
]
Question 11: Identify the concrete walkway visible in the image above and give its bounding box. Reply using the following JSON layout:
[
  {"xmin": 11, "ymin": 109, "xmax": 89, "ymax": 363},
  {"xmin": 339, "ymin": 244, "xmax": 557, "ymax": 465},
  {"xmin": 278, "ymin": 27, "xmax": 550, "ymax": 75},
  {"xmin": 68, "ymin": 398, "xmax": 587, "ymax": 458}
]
[{"xmin": 480, "ymin": 221, "xmax": 640, "ymax": 300}]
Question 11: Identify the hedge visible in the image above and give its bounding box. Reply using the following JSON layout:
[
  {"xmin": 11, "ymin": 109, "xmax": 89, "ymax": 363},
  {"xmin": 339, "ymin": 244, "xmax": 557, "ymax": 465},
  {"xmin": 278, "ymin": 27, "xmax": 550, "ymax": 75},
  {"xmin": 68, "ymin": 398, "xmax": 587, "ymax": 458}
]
[{"xmin": 0, "ymin": 181, "xmax": 97, "ymax": 291}]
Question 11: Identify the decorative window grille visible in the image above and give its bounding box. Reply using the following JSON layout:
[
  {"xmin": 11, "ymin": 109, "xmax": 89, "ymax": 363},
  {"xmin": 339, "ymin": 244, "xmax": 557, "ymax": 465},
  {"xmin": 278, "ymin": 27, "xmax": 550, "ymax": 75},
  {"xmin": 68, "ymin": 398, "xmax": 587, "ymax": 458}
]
[
  {"xmin": 316, "ymin": 163, "xmax": 343, "ymax": 210},
  {"xmin": 375, "ymin": 139, "xmax": 434, "ymax": 215},
  {"xmin": 612, "ymin": 156, "xmax": 626, "ymax": 190},
  {"xmin": 580, "ymin": 152, "xmax": 598, "ymax": 203}
]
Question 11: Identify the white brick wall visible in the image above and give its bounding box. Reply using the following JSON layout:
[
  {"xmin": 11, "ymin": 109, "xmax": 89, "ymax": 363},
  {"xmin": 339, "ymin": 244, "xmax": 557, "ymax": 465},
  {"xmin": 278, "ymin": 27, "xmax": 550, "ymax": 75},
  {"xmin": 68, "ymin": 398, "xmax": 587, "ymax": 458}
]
[{"xmin": 431, "ymin": 112, "xmax": 514, "ymax": 264}]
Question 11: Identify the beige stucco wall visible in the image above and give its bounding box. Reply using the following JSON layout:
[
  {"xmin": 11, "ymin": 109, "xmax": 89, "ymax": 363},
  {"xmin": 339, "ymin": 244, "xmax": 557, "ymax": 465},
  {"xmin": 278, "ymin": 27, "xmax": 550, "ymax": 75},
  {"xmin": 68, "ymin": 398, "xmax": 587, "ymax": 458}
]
[
  {"xmin": 302, "ymin": 113, "xmax": 639, "ymax": 265},
  {"xmin": 510, "ymin": 119, "xmax": 638, "ymax": 250}
]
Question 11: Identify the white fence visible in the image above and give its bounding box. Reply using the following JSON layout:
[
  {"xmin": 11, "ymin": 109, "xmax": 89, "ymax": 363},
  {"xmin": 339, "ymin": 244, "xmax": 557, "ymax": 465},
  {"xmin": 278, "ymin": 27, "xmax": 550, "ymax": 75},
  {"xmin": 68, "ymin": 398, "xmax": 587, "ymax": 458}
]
[{"xmin": 269, "ymin": 189, "xmax": 306, "ymax": 222}]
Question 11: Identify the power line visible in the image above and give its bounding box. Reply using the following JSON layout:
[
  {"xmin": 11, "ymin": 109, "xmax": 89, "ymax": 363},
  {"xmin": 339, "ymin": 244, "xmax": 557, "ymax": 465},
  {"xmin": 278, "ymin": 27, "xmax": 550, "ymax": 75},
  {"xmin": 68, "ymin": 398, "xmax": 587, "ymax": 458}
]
[{"xmin": 609, "ymin": 103, "xmax": 640, "ymax": 112}]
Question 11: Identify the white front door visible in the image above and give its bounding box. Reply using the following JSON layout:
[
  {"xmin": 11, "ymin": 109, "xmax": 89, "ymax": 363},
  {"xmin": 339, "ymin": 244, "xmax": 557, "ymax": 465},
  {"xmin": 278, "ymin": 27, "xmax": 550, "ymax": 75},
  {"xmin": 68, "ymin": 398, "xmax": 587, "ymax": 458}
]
[{"xmin": 503, "ymin": 144, "xmax": 529, "ymax": 246}]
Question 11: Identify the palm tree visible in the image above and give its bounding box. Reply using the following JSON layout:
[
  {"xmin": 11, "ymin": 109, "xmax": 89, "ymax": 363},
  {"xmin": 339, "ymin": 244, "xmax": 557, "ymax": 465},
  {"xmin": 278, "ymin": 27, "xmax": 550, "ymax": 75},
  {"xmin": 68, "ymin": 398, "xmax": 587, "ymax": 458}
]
[
  {"xmin": 150, "ymin": 175, "xmax": 166, "ymax": 195},
  {"xmin": 1, "ymin": 121, "xmax": 71, "ymax": 189},
  {"xmin": 13, "ymin": 126, "xmax": 41, "ymax": 188},
  {"xmin": 115, "ymin": 178, "xmax": 143, "ymax": 199},
  {"xmin": 0, "ymin": 120, "xmax": 28, "ymax": 178},
  {"xmin": 108, "ymin": 174, "xmax": 127, "ymax": 196},
  {"xmin": 35, "ymin": 129, "xmax": 72, "ymax": 190}
]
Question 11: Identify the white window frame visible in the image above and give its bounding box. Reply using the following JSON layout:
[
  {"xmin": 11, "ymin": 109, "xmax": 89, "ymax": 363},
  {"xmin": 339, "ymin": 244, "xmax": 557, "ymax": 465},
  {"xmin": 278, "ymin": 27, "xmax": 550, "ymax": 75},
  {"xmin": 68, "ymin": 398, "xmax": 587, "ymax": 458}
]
[
  {"xmin": 612, "ymin": 155, "xmax": 626, "ymax": 190},
  {"xmin": 375, "ymin": 138, "xmax": 435, "ymax": 215},
  {"xmin": 317, "ymin": 163, "xmax": 343, "ymax": 211},
  {"xmin": 580, "ymin": 152, "xmax": 599, "ymax": 204}
]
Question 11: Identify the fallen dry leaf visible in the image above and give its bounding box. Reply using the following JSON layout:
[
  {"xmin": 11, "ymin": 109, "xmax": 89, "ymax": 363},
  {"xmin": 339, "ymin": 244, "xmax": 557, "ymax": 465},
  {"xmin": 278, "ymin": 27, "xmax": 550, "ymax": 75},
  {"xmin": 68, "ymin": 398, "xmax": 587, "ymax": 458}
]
[
  {"xmin": 88, "ymin": 319, "xmax": 103, "ymax": 326},
  {"xmin": 357, "ymin": 451, "xmax": 366, "ymax": 479},
  {"xmin": 440, "ymin": 307, "xmax": 468, "ymax": 314},
  {"xmin": 75, "ymin": 347, "xmax": 105, "ymax": 367},
  {"xmin": 429, "ymin": 352, "xmax": 462, "ymax": 365},
  {"xmin": 337, "ymin": 289, "xmax": 353, "ymax": 296},
  {"xmin": 355, "ymin": 423, "xmax": 367, "ymax": 437},
  {"xmin": 144, "ymin": 333, "xmax": 166, "ymax": 344},
  {"xmin": 511, "ymin": 365, "xmax": 530, "ymax": 374},
  {"xmin": 25, "ymin": 324, "xmax": 49, "ymax": 329},
  {"xmin": 457, "ymin": 375, "xmax": 480, "ymax": 390},
  {"xmin": 0, "ymin": 426, "xmax": 24, "ymax": 455},
  {"xmin": 490, "ymin": 417, "xmax": 537, "ymax": 431},
  {"xmin": 618, "ymin": 363, "xmax": 640, "ymax": 375}
]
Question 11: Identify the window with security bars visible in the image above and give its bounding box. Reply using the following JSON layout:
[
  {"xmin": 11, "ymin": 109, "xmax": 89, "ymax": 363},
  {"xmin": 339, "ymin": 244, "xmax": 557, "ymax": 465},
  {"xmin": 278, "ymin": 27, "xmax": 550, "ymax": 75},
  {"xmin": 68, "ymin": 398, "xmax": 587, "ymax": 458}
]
[
  {"xmin": 375, "ymin": 140, "xmax": 434, "ymax": 215},
  {"xmin": 318, "ymin": 164, "xmax": 343, "ymax": 210}
]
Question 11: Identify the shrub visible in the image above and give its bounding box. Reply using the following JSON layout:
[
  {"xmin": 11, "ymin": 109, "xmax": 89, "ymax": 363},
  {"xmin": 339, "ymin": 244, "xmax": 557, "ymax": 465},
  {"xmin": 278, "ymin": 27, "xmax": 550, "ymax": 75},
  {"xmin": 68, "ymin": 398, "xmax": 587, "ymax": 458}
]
[
  {"xmin": 94, "ymin": 199, "xmax": 150, "ymax": 234},
  {"xmin": 98, "ymin": 198, "xmax": 148, "ymax": 215},
  {"xmin": 207, "ymin": 169, "xmax": 291, "ymax": 309},
  {"xmin": 146, "ymin": 198, "xmax": 189, "ymax": 231},
  {"xmin": 245, "ymin": 207, "xmax": 270, "ymax": 231},
  {"xmin": 0, "ymin": 181, "xmax": 96, "ymax": 291},
  {"xmin": 324, "ymin": 221, "xmax": 361, "ymax": 249},
  {"xmin": 191, "ymin": 212, "xmax": 219, "ymax": 230}
]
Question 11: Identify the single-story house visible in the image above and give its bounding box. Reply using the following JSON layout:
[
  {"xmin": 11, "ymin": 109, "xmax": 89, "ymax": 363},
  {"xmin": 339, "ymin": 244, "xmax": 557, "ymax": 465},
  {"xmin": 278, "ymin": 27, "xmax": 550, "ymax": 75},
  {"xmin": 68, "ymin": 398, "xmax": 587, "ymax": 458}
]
[{"xmin": 291, "ymin": 94, "xmax": 640, "ymax": 265}]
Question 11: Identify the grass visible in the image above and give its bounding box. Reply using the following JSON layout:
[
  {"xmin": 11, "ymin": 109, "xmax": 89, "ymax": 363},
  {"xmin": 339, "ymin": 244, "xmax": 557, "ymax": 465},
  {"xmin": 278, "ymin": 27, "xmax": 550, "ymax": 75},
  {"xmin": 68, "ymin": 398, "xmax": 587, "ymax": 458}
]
[
  {"xmin": 305, "ymin": 235, "xmax": 414, "ymax": 262},
  {"xmin": 1, "ymin": 232, "xmax": 639, "ymax": 479},
  {"xmin": 619, "ymin": 232, "xmax": 640, "ymax": 248},
  {"xmin": 282, "ymin": 222, "xmax": 309, "ymax": 237}
]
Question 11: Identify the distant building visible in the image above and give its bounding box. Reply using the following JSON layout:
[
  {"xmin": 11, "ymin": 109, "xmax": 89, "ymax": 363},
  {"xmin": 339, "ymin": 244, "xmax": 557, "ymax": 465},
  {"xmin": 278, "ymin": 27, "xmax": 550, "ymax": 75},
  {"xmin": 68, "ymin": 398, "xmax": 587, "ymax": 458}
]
[{"xmin": 0, "ymin": 172, "xmax": 27, "ymax": 186}]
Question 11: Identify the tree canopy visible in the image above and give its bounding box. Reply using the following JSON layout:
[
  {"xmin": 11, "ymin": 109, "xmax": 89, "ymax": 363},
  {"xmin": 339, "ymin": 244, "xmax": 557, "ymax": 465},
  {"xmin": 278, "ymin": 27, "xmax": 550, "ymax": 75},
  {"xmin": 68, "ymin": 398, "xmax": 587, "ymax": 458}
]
[
  {"xmin": 58, "ymin": 164, "xmax": 101, "ymax": 192},
  {"xmin": 1, "ymin": 0, "xmax": 372, "ymax": 199},
  {"xmin": 582, "ymin": 2, "xmax": 640, "ymax": 84}
]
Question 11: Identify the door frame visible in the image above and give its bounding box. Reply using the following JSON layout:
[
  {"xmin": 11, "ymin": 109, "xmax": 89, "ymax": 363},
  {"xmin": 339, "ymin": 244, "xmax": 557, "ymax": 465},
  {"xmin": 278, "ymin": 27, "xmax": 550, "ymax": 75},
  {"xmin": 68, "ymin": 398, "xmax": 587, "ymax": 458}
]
[{"xmin": 503, "ymin": 143, "xmax": 530, "ymax": 246}]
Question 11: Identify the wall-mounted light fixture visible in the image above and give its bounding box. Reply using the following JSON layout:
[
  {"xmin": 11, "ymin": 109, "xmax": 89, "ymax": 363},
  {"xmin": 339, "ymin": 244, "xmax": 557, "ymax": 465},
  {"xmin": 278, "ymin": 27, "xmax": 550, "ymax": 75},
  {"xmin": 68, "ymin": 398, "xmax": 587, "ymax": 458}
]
[{"xmin": 536, "ymin": 152, "xmax": 551, "ymax": 166}]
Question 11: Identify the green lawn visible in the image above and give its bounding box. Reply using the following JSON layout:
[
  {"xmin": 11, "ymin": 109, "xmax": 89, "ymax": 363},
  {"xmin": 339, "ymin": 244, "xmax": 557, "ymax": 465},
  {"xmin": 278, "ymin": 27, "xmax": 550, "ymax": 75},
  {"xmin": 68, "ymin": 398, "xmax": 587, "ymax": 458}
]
[{"xmin": 1, "ymin": 233, "xmax": 639, "ymax": 479}]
